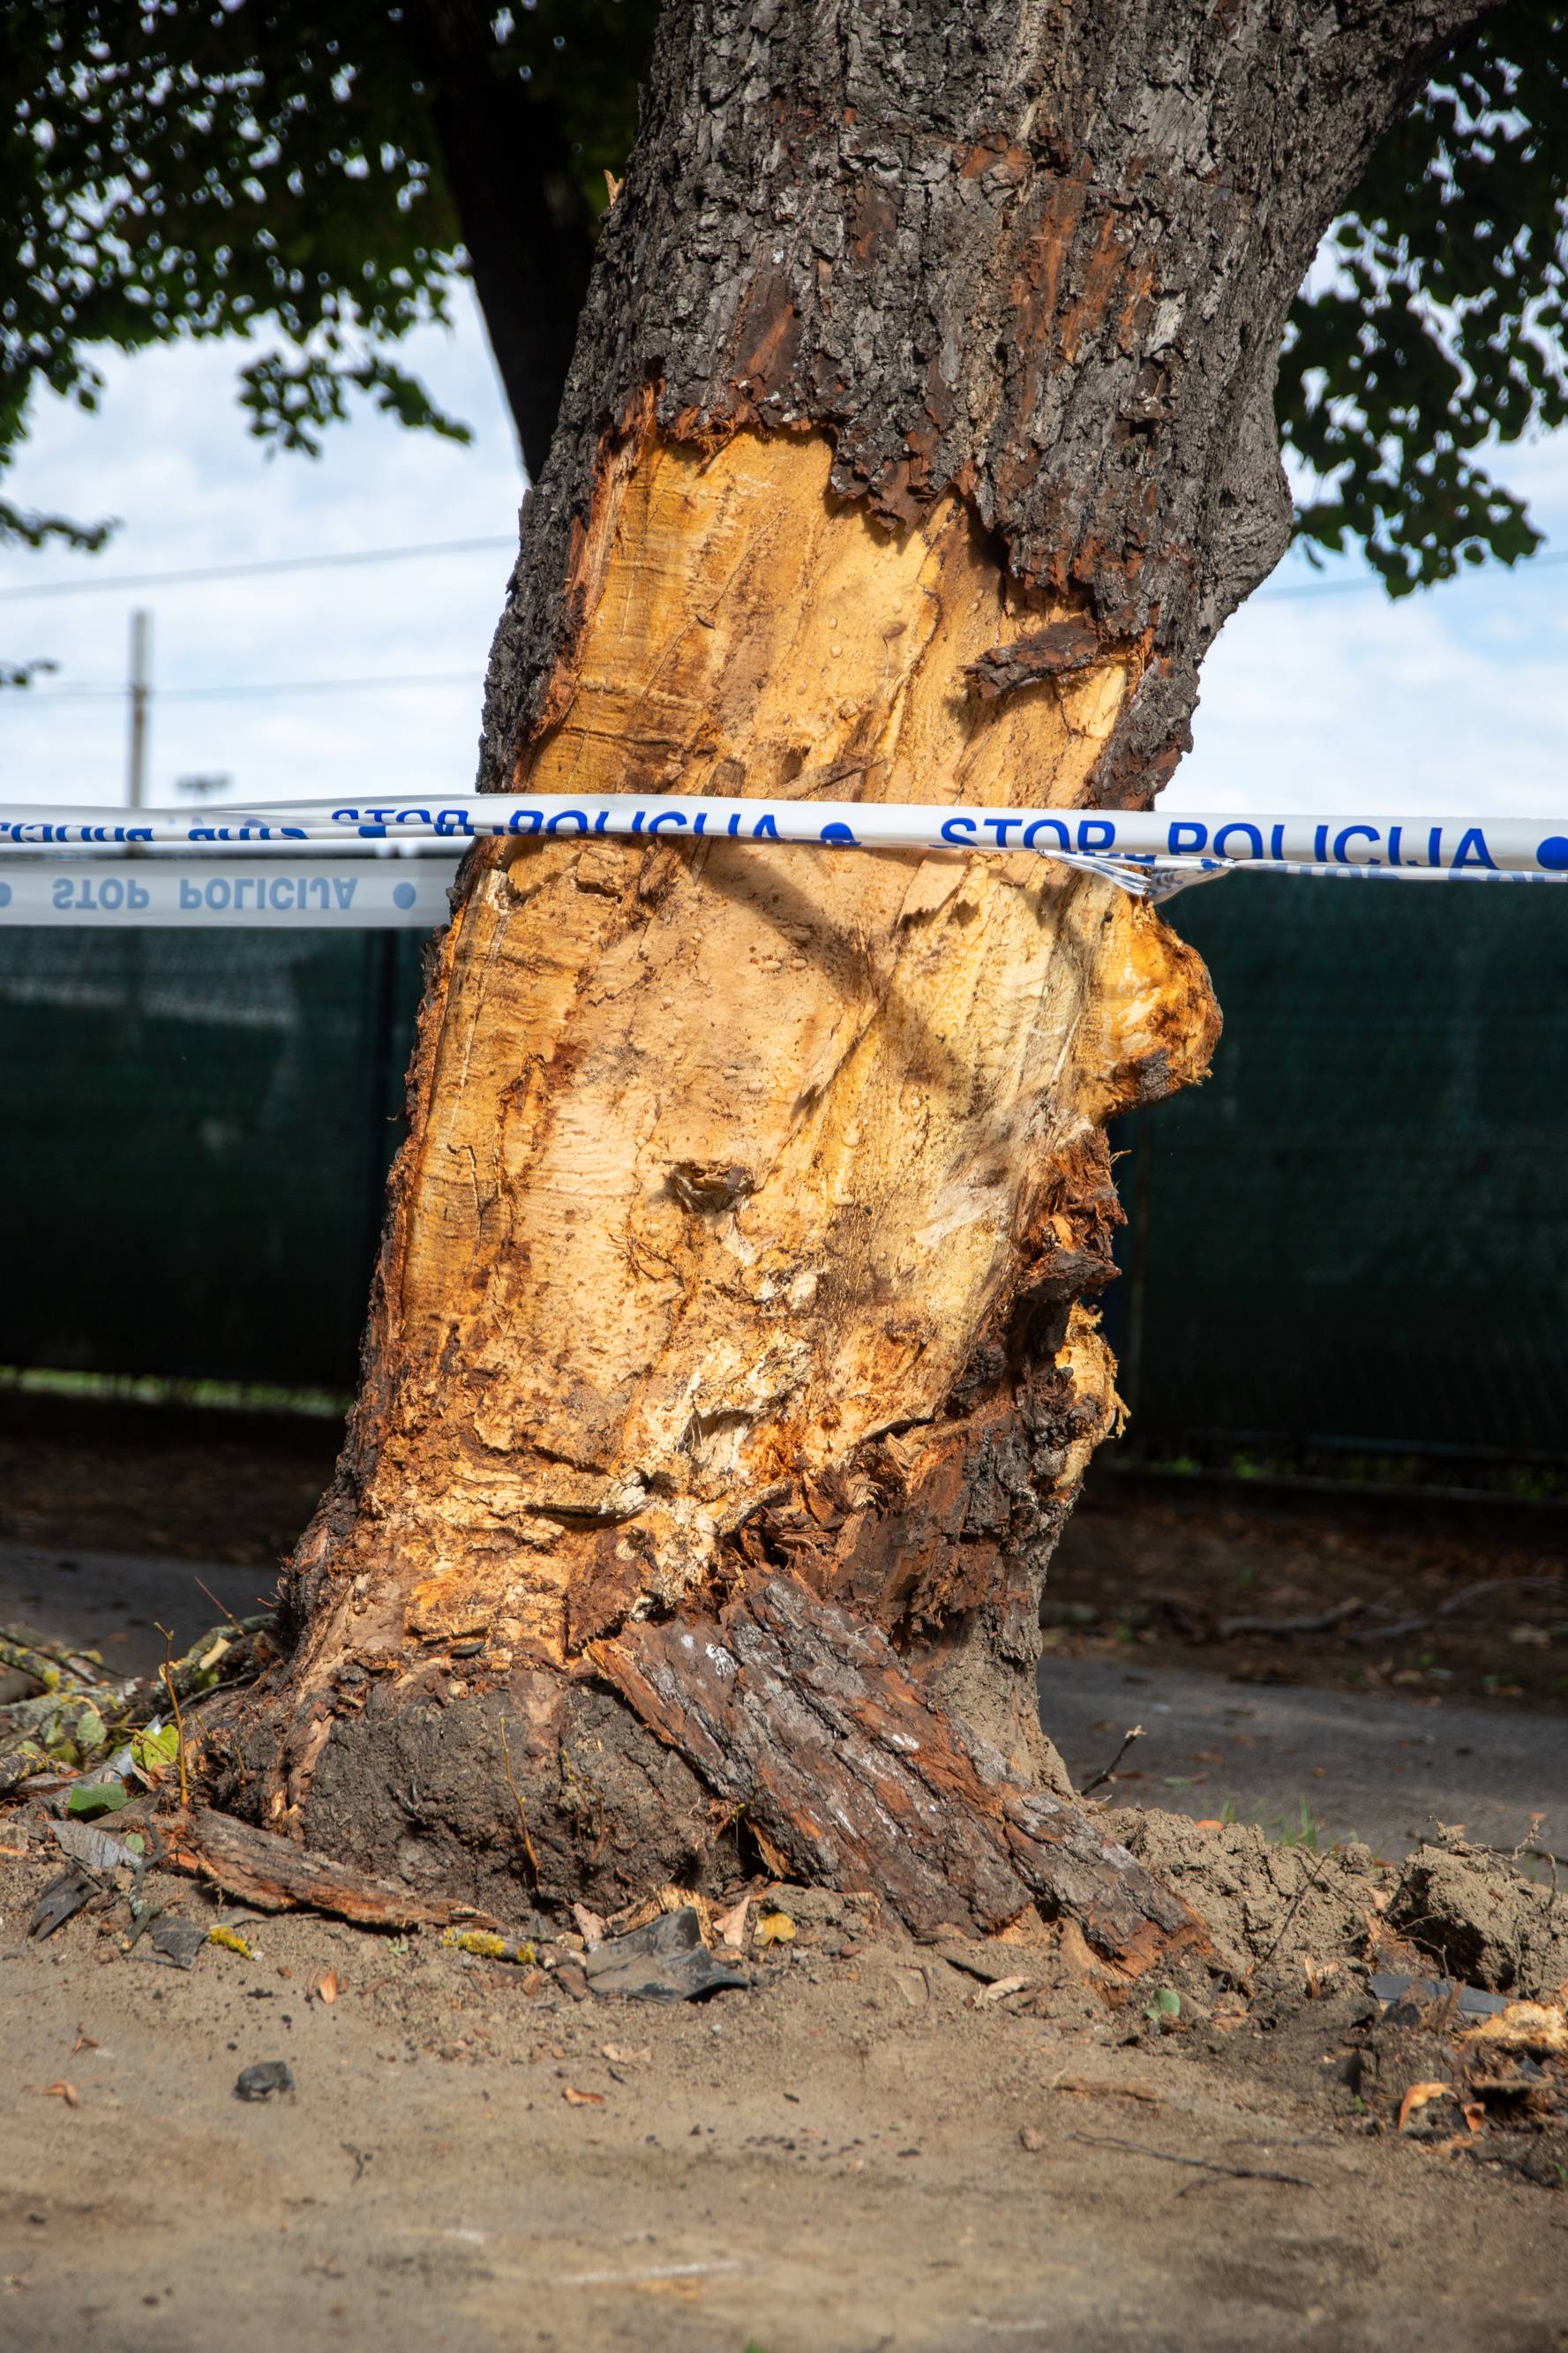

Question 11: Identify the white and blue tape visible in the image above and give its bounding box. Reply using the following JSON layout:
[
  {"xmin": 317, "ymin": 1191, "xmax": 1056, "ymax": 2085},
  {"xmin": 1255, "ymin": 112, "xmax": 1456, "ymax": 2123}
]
[
  {"xmin": 2, "ymin": 793, "xmax": 1565, "ymax": 925},
  {"xmin": 0, "ymin": 857, "xmax": 458, "ymax": 929}
]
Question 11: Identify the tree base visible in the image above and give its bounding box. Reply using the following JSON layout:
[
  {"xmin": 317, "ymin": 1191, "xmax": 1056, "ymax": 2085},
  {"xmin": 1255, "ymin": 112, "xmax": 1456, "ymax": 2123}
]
[{"xmin": 212, "ymin": 1571, "xmax": 1206, "ymax": 1973}]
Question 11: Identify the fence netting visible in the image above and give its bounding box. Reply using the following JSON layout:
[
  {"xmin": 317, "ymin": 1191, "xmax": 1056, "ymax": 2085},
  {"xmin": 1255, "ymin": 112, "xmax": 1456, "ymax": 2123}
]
[
  {"xmin": 1108, "ymin": 876, "xmax": 1568, "ymax": 1470},
  {"xmin": 0, "ymin": 928, "xmax": 423, "ymax": 1389},
  {"xmin": 1, "ymin": 882, "xmax": 1564, "ymax": 1465}
]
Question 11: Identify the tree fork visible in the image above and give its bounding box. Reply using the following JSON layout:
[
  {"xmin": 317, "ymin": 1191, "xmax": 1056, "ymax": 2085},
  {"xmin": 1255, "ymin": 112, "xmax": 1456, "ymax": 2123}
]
[{"xmin": 217, "ymin": 0, "xmax": 1492, "ymax": 1962}]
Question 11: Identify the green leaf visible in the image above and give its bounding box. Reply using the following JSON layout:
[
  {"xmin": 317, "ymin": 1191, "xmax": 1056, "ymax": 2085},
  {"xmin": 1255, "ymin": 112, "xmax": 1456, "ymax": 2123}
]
[{"xmin": 67, "ymin": 1779, "xmax": 129, "ymax": 1817}]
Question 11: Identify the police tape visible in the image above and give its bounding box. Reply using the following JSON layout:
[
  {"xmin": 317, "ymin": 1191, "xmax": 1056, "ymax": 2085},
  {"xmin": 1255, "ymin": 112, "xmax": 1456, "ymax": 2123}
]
[
  {"xmin": 3, "ymin": 793, "xmax": 1567, "ymax": 927},
  {"xmin": 0, "ymin": 858, "xmax": 459, "ymax": 928}
]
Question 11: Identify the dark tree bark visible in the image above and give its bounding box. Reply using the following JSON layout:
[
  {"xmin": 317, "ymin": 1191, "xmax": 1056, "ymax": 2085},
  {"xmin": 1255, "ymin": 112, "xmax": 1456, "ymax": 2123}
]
[
  {"xmin": 407, "ymin": 0, "xmax": 599, "ymax": 479},
  {"xmin": 217, "ymin": 0, "xmax": 1494, "ymax": 1962}
]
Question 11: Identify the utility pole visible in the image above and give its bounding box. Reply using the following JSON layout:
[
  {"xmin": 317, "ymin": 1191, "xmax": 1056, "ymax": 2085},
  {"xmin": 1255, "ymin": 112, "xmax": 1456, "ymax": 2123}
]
[{"xmin": 126, "ymin": 608, "xmax": 152, "ymax": 808}]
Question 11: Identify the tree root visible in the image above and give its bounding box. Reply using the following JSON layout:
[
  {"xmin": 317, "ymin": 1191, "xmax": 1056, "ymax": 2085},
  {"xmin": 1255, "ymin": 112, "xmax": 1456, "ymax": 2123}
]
[{"xmin": 597, "ymin": 1574, "xmax": 1211, "ymax": 1972}]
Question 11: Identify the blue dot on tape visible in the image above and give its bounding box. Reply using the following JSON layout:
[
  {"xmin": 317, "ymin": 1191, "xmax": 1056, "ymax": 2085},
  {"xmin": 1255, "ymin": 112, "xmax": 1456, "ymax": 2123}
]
[
  {"xmin": 1536, "ymin": 835, "xmax": 1568, "ymax": 871},
  {"xmin": 393, "ymin": 881, "xmax": 417, "ymax": 909},
  {"xmin": 0, "ymin": 882, "xmax": 11, "ymax": 907},
  {"xmin": 819, "ymin": 823, "xmax": 859, "ymax": 846}
]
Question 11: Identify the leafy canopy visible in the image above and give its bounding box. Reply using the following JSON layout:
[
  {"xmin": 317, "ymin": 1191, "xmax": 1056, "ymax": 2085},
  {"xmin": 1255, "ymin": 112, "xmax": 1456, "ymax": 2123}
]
[
  {"xmin": 0, "ymin": 0, "xmax": 650, "ymax": 553},
  {"xmin": 1, "ymin": 0, "xmax": 1565, "ymax": 601},
  {"xmin": 1282, "ymin": 2, "xmax": 1568, "ymax": 592}
]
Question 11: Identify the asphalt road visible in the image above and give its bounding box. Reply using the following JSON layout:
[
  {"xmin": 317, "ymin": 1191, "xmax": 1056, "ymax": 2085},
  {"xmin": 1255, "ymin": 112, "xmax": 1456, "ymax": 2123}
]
[
  {"xmin": 1039, "ymin": 1652, "xmax": 1566, "ymax": 1859},
  {"xmin": 0, "ymin": 1540, "xmax": 274, "ymax": 1677}
]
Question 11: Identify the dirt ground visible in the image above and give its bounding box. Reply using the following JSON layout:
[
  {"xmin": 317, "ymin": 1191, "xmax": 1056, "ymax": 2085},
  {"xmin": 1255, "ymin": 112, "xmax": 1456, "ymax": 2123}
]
[
  {"xmin": 4, "ymin": 1402, "xmax": 1568, "ymax": 2348},
  {"xmin": 4, "ymin": 1827, "xmax": 1568, "ymax": 2353}
]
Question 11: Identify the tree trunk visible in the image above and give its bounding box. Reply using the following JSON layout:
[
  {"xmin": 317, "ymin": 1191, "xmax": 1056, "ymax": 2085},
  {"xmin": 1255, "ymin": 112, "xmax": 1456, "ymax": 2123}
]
[
  {"xmin": 406, "ymin": 0, "xmax": 597, "ymax": 480},
  {"xmin": 219, "ymin": 0, "xmax": 1489, "ymax": 1960}
]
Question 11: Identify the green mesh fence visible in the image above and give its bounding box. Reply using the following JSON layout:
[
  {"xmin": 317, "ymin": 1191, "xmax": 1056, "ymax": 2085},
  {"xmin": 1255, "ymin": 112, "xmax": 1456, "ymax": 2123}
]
[
  {"xmin": 1108, "ymin": 876, "xmax": 1568, "ymax": 1470},
  {"xmin": 1, "ymin": 882, "xmax": 1564, "ymax": 1465},
  {"xmin": 0, "ymin": 928, "xmax": 424, "ymax": 1390}
]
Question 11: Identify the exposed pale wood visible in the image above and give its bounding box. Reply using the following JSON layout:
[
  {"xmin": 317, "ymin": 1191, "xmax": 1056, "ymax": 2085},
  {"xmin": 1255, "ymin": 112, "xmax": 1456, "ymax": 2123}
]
[{"xmin": 279, "ymin": 430, "xmax": 1214, "ymax": 1736}]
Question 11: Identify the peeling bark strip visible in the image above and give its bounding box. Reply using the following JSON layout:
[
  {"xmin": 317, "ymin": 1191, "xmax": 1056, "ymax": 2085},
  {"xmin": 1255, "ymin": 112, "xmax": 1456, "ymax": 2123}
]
[
  {"xmin": 599, "ymin": 1575, "xmax": 1207, "ymax": 1965},
  {"xmin": 170, "ymin": 1806, "xmax": 489, "ymax": 1930},
  {"xmin": 964, "ymin": 616, "xmax": 1105, "ymax": 703}
]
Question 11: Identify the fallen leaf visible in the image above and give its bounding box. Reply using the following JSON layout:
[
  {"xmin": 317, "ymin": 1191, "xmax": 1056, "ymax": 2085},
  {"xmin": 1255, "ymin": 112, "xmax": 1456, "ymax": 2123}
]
[
  {"xmin": 313, "ymin": 1970, "xmax": 340, "ymax": 2005},
  {"xmin": 40, "ymin": 2082, "xmax": 79, "ymax": 2109},
  {"xmin": 714, "ymin": 1896, "xmax": 751, "ymax": 1951},
  {"xmin": 754, "ymin": 1911, "xmax": 796, "ymax": 1947},
  {"xmin": 599, "ymin": 2043, "xmax": 651, "ymax": 2066},
  {"xmin": 71, "ymin": 2030, "xmax": 98, "ymax": 2056},
  {"xmin": 571, "ymin": 1903, "xmax": 607, "ymax": 1949},
  {"xmin": 1461, "ymin": 2101, "xmax": 1486, "ymax": 2134},
  {"xmin": 978, "ymin": 1975, "xmax": 1029, "ymax": 2005},
  {"xmin": 1398, "ymin": 2080, "xmax": 1454, "ymax": 2132},
  {"xmin": 562, "ymin": 2085, "xmax": 604, "ymax": 2107}
]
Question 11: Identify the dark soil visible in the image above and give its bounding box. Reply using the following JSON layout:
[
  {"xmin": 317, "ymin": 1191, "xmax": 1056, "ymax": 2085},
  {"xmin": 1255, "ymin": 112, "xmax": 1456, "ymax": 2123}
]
[
  {"xmin": 0, "ymin": 1397, "xmax": 338, "ymax": 1571},
  {"xmin": 1051, "ymin": 1471, "xmax": 1568, "ymax": 1716}
]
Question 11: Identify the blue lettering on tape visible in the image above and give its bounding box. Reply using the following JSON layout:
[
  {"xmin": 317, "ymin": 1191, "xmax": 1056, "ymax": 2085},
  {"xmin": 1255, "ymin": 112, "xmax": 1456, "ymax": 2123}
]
[{"xmin": 1452, "ymin": 827, "xmax": 1497, "ymax": 871}]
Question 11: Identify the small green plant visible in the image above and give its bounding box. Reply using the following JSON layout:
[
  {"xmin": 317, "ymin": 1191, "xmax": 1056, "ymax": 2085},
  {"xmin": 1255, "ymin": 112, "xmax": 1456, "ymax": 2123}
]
[
  {"xmin": 1268, "ymin": 1798, "xmax": 1327, "ymax": 1851},
  {"xmin": 1144, "ymin": 1988, "xmax": 1182, "ymax": 2029}
]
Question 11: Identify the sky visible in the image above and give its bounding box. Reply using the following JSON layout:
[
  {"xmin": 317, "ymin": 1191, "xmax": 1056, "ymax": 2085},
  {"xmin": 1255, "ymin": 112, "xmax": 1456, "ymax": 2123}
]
[{"xmin": 2, "ymin": 284, "xmax": 1566, "ymax": 825}]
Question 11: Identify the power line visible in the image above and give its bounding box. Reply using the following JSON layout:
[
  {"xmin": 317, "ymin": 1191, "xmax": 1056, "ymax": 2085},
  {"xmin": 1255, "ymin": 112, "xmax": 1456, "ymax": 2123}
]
[
  {"xmin": 4, "ymin": 529, "xmax": 1564, "ymax": 610},
  {"xmin": 0, "ymin": 536, "xmax": 516, "ymax": 603},
  {"xmin": 11, "ymin": 670, "xmax": 481, "ymax": 705},
  {"xmin": 1257, "ymin": 548, "xmax": 1568, "ymax": 601}
]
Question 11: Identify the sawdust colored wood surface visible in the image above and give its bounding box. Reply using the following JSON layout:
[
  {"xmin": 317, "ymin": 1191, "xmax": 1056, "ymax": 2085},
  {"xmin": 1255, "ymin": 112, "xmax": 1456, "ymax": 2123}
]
[{"xmin": 295, "ymin": 431, "xmax": 1212, "ymax": 1671}]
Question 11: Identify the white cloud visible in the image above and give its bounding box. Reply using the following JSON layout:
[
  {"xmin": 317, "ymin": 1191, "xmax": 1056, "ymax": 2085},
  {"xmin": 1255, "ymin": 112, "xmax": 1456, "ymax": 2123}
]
[
  {"xmin": 0, "ymin": 292, "xmax": 523, "ymax": 808},
  {"xmin": 1174, "ymin": 432, "xmax": 1568, "ymax": 822}
]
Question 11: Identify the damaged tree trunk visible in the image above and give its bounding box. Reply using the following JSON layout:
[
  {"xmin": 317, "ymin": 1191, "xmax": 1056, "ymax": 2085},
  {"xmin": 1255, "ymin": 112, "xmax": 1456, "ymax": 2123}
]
[{"xmin": 221, "ymin": 0, "xmax": 1489, "ymax": 1961}]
